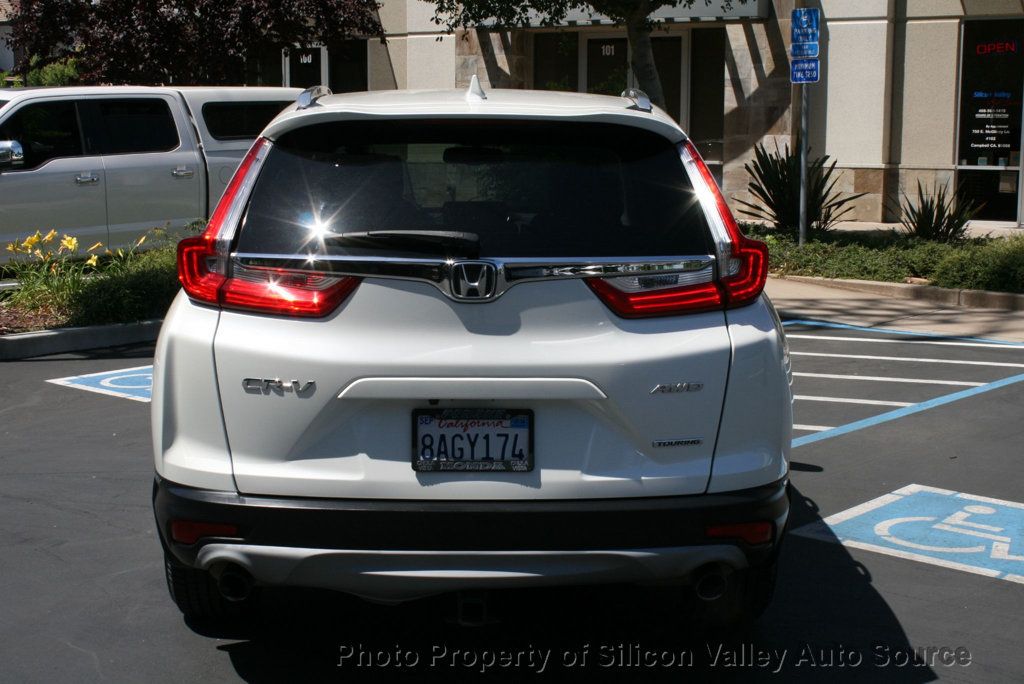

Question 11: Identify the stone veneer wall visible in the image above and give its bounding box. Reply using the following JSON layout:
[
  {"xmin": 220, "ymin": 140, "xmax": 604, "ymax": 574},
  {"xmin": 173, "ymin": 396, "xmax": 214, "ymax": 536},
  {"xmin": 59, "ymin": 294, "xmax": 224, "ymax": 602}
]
[
  {"xmin": 454, "ymin": 29, "xmax": 530, "ymax": 89},
  {"xmin": 721, "ymin": 1, "xmax": 796, "ymax": 219}
]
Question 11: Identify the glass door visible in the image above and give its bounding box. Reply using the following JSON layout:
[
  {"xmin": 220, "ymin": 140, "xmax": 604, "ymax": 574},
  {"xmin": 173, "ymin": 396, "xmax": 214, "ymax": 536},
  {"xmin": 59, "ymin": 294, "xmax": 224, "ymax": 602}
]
[{"xmin": 586, "ymin": 38, "xmax": 629, "ymax": 96}]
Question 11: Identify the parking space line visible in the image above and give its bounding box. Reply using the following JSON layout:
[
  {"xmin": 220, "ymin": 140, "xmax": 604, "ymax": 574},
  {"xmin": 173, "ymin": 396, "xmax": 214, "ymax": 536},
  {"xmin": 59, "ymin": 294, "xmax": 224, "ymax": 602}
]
[
  {"xmin": 792, "ymin": 372, "xmax": 984, "ymax": 387},
  {"xmin": 787, "ymin": 334, "xmax": 1024, "ymax": 350},
  {"xmin": 781, "ymin": 319, "xmax": 1024, "ymax": 346},
  {"xmin": 791, "ymin": 351, "xmax": 1024, "ymax": 369},
  {"xmin": 792, "ymin": 424, "xmax": 835, "ymax": 432},
  {"xmin": 794, "ymin": 395, "xmax": 913, "ymax": 407},
  {"xmin": 792, "ymin": 371, "xmax": 1024, "ymax": 448}
]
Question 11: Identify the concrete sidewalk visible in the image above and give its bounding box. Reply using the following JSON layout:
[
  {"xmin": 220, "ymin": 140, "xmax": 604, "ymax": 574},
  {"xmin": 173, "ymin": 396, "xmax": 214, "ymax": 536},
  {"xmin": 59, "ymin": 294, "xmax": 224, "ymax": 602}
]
[{"xmin": 766, "ymin": 276, "xmax": 1024, "ymax": 343}]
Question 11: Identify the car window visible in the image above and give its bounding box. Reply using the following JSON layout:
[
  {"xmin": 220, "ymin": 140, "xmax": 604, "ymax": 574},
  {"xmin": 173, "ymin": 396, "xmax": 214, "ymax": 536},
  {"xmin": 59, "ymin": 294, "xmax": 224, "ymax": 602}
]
[
  {"xmin": 0, "ymin": 100, "xmax": 84, "ymax": 170},
  {"xmin": 90, "ymin": 98, "xmax": 179, "ymax": 154},
  {"xmin": 238, "ymin": 120, "xmax": 713, "ymax": 259},
  {"xmin": 201, "ymin": 101, "xmax": 292, "ymax": 140}
]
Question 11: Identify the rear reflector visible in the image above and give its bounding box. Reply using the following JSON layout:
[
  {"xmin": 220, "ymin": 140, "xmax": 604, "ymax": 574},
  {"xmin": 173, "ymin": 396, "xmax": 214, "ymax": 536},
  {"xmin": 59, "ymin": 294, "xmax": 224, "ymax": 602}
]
[
  {"xmin": 705, "ymin": 522, "xmax": 774, "ymax": 545},
  {"xmin": 170, "ymin": 520, "xmax": 240, "ymax": 545},
  {"xmin": 177, "ymin": 137, "xmax": 360, "ymax": 317}
]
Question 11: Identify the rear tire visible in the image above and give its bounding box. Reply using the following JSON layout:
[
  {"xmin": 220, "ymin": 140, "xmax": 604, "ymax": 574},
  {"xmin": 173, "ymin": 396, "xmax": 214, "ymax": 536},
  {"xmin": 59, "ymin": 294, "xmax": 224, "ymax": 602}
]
[{"xmin": 164, "ymin": 551, "xmax": 247, "ymax": 621}]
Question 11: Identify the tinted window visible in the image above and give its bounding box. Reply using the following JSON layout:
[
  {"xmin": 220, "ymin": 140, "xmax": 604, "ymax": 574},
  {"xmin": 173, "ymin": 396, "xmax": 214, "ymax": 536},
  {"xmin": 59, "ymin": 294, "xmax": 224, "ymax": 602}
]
[
  {"xmin": 202, "ymin": 101, "xmax": 291, "ymax": 140},
  {"xmin": 91, "ymin": 99, "xmax": 179, "ymax": 154},
  {"xmin": 0, "ymin": 99, "xmax": 9, "ymax": 109},
  {"xmin": 0, "ymin": 100, "xmax": 83, "ymax": 170},
  {"xmin": 328, "ymin": 41, "xmax": 368, "ymax": 93},
  {"xmin": 237, "ymin": 120, "xmax": 711, "ymax": 259}
]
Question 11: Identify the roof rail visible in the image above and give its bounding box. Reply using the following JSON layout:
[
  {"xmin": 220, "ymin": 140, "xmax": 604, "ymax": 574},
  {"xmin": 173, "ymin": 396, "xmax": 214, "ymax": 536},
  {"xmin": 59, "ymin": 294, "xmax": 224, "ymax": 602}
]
[
  {"xmin": 620, "ymin": 88, "xmax": 652, "ymax": 113},
  {"xmin": 297, "ymin": 85, "xmax": 332, "ymax": 110}
]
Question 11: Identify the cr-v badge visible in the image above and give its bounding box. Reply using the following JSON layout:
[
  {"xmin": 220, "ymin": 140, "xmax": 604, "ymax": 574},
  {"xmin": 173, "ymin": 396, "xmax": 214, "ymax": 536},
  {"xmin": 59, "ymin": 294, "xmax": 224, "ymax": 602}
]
[{"xmin": 243, "ymin": 378, "xmax": 316, "ymax": 394}]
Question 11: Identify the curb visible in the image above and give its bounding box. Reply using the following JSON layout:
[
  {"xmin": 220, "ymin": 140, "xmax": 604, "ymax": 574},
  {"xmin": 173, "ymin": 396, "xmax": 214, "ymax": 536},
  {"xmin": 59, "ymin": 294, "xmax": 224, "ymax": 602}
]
[
  {"xmin": 774, "ymin": 275, "xmax": 1024, "ymax": 311},
  {"xmin": 0, "ymin": 319, "xmax": 162, "ymax": 361}
]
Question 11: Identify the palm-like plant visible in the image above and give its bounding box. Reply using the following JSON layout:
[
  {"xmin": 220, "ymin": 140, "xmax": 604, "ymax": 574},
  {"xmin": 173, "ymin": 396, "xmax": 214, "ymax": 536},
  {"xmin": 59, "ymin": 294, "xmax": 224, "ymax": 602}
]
[
  {"xmin": 899, "ymin": 181, "xmax": 981, "ymax": 243},
  {"xmin": 735, "ymin": 143, "xmax": 865, "ymax": 237}
]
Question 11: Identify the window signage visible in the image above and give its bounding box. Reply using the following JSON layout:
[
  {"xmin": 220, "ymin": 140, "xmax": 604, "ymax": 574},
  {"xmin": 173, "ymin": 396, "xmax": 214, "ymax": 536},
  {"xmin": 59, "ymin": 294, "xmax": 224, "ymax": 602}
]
[{"xmin": 958, "ymin": 21, "xmax": 1024, "ymax": 168}]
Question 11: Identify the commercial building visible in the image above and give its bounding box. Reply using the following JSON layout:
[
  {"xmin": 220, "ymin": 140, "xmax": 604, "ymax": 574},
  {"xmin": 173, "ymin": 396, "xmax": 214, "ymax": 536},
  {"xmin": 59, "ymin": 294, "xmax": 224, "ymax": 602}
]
[{"xmin": 250, "ymin": 0, "xmax": 1024, "ymax": 226}]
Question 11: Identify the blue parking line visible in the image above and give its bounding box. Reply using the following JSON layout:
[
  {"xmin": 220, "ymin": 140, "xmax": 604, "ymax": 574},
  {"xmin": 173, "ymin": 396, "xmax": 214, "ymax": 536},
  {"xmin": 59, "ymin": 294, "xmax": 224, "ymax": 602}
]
[
  {"xmin": 786, "ymin": 320, "xmax": 1024, "ymax": 448},
  {"xmin": 782, "ymin": 319, "xmax": 1024, "ymax": 346},
  {"xmin": 793, "ymin": 371, "xmax": 1024, "ymax": 448}
]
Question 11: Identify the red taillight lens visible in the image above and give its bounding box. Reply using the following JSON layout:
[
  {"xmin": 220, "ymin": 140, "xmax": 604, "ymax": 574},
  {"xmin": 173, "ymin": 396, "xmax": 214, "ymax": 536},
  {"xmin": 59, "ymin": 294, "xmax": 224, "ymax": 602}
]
[
  {"xmin": 170, "ymin": 520, "xmax": 240, "ymax": 545},
  {"xmin": 586, "ymin": 278, "xmax": 723, "ymax": 318},
  {"xmin": 176, "ymin": 137, "xmax": 360, "ymax": 317},
  {"xmin": 705, "ymin": 521, "xmax": 774, "ymax": 545},
  {"xmin": 682, "ymin": 140, "xmax": 768, "ymax": 309}
]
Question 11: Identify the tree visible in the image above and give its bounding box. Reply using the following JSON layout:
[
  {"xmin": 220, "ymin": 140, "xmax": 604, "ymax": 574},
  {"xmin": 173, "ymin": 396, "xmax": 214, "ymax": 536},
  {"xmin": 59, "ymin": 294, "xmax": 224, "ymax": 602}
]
[
  {"xmin": 7, "ymin": 0, "xmax": 384, "ymax": 85},
  {"xmin": 425, "ymin": 0, "xmax": 747, "ymax": 110}
]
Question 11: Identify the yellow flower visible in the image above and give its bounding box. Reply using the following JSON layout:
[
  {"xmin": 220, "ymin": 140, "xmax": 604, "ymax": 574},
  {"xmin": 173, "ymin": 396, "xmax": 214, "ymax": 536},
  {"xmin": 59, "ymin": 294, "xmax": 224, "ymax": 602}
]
[
  {"xmin": 60, "ymin": 235, "xmax": 79, "ymax": 252},
  {"xmin": 5, "ymin": 241, "xmax": 16, "ymax": 254},
  {"xmin": 42, "ymin": 229, "xmax": 58, "ymax": 244},
  {"xmin": 87, "ymin": 241, "xmax": 103, "ymax": 253},
  {"xmin": 21, "ymin": 232, "xmax": 41, "ymax": 250},
  {"xmin": 32, "ymin": 248, "xmax": 43, "ymax": 259},
  {"xmin": 135, "ymin": 234, "xmax": 147, "ymax": 248},
  {"xmin": 85, "ymin": 254, "xmax": 99, "ymax": 268}
]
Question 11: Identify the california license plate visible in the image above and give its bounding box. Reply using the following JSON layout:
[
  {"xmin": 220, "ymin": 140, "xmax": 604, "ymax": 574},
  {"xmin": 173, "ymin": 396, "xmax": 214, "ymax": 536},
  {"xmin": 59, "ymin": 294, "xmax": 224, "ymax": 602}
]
[{"xmin": 412, "ymin": 408, "xmax": 534, "ymax": 472}]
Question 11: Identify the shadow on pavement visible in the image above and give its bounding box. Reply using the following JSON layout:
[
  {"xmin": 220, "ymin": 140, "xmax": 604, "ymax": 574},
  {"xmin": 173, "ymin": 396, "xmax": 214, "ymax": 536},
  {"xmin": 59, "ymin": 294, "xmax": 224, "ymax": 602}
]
[
  {"xmin": 23, "ymin": 342, "xmax": 156, "ymax": 362},
  {"xmin": 187, "ymin": 485, "xmax": 937, "ymax": 682}
]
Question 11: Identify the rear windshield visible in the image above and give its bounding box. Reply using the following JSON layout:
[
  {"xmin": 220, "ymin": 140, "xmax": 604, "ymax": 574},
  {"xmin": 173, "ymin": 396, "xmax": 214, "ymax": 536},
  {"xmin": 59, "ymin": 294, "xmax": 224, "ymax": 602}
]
[{"xmin": 237, "ymin": 120, "xmax": 713, "ymax": 259}]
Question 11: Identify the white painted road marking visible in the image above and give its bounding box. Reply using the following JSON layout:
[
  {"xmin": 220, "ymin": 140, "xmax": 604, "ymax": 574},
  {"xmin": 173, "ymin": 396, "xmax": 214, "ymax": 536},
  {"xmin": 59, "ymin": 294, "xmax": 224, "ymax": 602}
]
[
  {"xmin": 792, "ymin": 372, "xmax": 985, "ymax": 387},
  {"xmin": 794, "ymin": 395, "xmax": 913, "ymax": 407},
  {"xmin": 792, "ymin": 424, "xmax": 835, "ymax": 432},
  {"xmin": 790, "ymin": 351, "xmax": 1024, "ymax": 369},
  {"xmin": 787, "ymin": 334, "xmax": 1024, "ymax": 350}
]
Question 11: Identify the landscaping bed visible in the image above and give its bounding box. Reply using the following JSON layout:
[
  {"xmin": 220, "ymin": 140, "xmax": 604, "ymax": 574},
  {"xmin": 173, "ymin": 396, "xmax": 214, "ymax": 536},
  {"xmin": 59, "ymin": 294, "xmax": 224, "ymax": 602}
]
[{"xmin": 746, "ymin": 225, "xmax": 1024, "ymax": 294}]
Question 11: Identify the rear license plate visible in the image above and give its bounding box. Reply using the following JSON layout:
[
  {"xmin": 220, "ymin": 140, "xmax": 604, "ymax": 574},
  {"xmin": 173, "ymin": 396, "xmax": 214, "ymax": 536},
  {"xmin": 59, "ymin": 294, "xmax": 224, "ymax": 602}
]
[{"xmin": 412, "ymin": 408, "xmax": 534, "ymax": 472}]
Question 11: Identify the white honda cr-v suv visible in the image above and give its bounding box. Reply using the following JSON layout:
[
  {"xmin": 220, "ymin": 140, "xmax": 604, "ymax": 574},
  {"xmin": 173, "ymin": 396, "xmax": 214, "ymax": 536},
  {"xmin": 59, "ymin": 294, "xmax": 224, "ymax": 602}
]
[{"xmin": 152, "ymin": 82, "xmax": 792, "ymax": 625}]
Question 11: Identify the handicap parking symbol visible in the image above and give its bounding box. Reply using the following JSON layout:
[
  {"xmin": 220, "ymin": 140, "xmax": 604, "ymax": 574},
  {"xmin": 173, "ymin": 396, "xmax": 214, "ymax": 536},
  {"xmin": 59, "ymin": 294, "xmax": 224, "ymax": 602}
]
[
  {"xmin": 47, "ymin": 365, "xmax": 154, "ymax": 402},
  {"xmin": 794, "ymin": 484, "xmax": 1024, "ymax": 584}
]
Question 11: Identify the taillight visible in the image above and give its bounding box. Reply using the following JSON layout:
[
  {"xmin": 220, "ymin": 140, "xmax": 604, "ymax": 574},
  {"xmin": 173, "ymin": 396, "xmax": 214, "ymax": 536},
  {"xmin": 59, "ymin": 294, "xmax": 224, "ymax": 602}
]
[
  {"xmin": 170, "ymin": 520, "xmax": 239, "ymax": 545},
  {"xmin": 705, "ymin": 521, "xmax": 774, "ymax": 545},
  {"xmin": 586, "ymin": 140, "xmax": 767, "ymax": 318},
  {"xmin": 177, "ymin": 137, "xmax": 360, "ymax": 317}
]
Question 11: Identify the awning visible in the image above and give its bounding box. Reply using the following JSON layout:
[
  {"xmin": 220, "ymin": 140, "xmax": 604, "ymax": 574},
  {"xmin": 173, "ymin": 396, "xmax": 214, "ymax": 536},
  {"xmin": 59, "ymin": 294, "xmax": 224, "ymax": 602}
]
[{"xmin": 526, "ymin": 0, "xmax": 770, "ymax": 26}]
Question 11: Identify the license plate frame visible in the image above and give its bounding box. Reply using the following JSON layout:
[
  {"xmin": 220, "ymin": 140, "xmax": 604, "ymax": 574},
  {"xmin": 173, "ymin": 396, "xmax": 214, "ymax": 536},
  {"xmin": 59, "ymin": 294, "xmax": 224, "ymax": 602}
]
[{"xmin": 411, "ymin": 408, "xmax": 534, "ymax": 472}]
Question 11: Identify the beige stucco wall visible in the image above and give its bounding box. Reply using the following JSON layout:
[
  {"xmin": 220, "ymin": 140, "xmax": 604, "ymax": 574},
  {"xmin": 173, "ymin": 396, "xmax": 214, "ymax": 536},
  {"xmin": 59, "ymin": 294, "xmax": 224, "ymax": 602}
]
[{"xmin": 370, "ymin": 0, "xmax": 455, "ymax": 90}]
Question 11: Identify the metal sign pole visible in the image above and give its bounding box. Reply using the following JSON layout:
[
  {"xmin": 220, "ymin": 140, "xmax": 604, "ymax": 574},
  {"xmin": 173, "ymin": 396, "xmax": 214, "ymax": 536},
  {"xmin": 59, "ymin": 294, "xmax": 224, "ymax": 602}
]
[{"xmin": 799, "ymin": 83, "xmax": 809, "ymax": 246}]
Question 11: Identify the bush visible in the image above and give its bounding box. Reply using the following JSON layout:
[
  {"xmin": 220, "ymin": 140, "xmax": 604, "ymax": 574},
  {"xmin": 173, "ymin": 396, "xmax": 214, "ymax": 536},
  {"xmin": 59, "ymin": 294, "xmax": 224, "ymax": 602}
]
[
  {"xmin": 24, "ymin": 56, "xmax": 80, "ymax": 87},
  {"xmin": 899, "ymin": 181, "xmax": 981, "ymax": 243},
  {"xmin": 68, "ymin": 246, "xmax": 179, "ymax": 325},
  {"xmin": 932, "ymin": 236, "xmax": 1024, "ymax": 293},
  {"xmin": 735, "ymin": 143, "xmax": 865, "ymax": 237}
]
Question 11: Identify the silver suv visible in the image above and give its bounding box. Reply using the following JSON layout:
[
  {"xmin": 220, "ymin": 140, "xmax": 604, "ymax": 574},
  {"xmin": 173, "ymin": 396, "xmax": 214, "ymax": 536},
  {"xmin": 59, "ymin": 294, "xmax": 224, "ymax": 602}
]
[{"xmin": 152, "ymin": 83, "xmax": 792, "ymax": 625}]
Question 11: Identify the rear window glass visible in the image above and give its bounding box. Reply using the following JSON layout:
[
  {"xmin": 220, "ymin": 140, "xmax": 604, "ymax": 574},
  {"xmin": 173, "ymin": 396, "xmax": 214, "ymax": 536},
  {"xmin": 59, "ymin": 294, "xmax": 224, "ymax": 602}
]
[
  {"xmin": 237, "ymin": 120, "xmax": 712, "ymax": 259},
  {"xmin": 202, "ymin": 101, "xmax": 292, "ymax": 140},
  {"xmin": 92, "ymin": 99, "xmax": 179, "ymax": 154}
]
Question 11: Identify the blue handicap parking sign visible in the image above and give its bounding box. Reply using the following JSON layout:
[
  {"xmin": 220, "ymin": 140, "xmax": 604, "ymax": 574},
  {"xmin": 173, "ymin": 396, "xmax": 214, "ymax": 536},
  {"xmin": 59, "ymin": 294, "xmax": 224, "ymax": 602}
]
[
  {"xmin": 791, "ymin": 7, "xmax": 820, "ymax": 44},
  {"xmin": 791, "ymin": 58, "xmax": 820, "ymax": 84},
  {"xmin": 795, "ymin": 484, "xmax": 1024, "ymax": 583},
  {"xmin": 47, "ymin": 365, "xmax": 154, "ymax": 402}
]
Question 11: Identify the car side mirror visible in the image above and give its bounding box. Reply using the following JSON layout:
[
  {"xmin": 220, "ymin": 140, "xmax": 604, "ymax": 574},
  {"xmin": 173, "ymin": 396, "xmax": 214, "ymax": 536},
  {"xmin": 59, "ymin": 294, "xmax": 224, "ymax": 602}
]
[{"xmin": 0, "ymin": 140, "xmax": 24, "ymax": 168}]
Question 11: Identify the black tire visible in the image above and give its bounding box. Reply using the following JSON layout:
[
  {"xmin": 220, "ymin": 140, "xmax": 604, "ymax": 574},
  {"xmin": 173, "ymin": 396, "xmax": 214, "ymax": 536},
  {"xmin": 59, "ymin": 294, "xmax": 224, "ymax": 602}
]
[
  {"xmin": 695, "ymin": 561, "xmax": 778, "ymax": 628},
  {"xmin": 164, "ymin": 551, "xmax": 246, "ymax": 621}
]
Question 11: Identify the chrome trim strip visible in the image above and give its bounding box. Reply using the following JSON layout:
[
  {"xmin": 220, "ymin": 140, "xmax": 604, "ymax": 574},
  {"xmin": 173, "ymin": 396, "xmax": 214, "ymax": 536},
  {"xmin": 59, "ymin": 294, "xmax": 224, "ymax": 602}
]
[{"xmin": 232, "ymin": 253, "xmax": 715, "ymax": 302}]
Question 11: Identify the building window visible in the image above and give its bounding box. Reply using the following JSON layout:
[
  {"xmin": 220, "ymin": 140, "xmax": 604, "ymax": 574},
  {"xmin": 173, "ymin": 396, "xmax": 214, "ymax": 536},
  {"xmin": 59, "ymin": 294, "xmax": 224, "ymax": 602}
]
[
  {"xmin": 957, "ymin": 19, "xmax": 1024, "ymax": 221},
  {"xmin": 245, "ymin": 50, "xmax": 284, "ymax": 87},
  {"xmin": 328, "ymin": 41, "xmax": 368, "ymax": 93},
  {"xmin": 533, "ymin": 33, "xmax": 578, "ymax": 91}
]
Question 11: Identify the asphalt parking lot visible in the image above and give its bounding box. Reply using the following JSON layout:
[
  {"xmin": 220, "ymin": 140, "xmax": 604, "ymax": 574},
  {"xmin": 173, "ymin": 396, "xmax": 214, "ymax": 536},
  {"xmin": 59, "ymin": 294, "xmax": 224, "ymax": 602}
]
[{"xmin": 2, "ymin": 320, "xmax": 1023, "ymax": 682}]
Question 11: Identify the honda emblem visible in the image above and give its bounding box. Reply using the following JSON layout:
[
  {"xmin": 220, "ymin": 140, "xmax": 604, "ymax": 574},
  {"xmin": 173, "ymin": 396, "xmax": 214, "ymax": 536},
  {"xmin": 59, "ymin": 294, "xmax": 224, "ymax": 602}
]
[{"xmin": 449, "ymin": 261, "xmax": 497, "ymax": 300}]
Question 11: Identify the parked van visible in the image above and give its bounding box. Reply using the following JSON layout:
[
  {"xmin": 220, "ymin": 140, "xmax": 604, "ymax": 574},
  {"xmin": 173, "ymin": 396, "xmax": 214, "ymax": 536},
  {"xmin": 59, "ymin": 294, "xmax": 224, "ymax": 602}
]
[{"xmin": 0, "ymin": 86, "xmax": 300, "ymax": 256}]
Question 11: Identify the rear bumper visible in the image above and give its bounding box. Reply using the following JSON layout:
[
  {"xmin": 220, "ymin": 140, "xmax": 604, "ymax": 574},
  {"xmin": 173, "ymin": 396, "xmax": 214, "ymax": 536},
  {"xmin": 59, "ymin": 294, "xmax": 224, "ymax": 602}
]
[{"xmin": 154, "ymin": 476, "xmax": 789, "ymax": 600}]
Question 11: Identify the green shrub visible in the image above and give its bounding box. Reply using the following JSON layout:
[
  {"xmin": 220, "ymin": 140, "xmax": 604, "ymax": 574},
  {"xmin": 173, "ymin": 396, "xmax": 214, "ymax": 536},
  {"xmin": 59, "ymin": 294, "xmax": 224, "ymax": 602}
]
[
  {"xmin": 25, "ymin": 56, "xmax": 79, "ymax": 87},
  {"xmin": 67, "ymin": 246, "xmax": 179, "ymax": 325},
  {"xmin": 932, "ymin": 237, "xmax": 1024, "ymax": 293},
  {"xmin": 735, "ymin": 143, "xmax": 865, "ymax": 237},
  {"xmin": 899, "ymin": 181, "xmax": 981, "ymax": 243}
]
